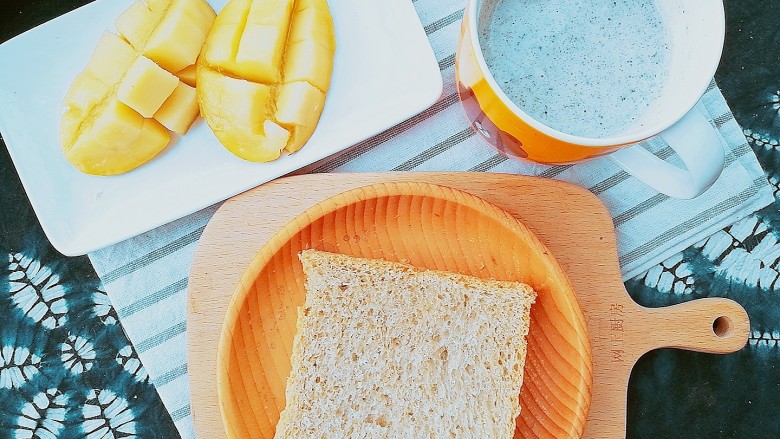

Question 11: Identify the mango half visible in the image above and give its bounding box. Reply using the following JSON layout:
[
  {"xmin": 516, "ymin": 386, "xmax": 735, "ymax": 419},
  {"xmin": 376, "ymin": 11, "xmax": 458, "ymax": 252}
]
[
  {"xmin": 60, "ymin": 0, "xmax": 215, "ymax": 176},
  {"xmin": 197, "ymin": 0, "xmax": 335, "ymax": 162}
]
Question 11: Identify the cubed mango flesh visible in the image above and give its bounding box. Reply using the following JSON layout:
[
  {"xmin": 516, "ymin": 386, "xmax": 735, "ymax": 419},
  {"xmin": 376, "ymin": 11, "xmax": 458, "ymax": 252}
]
[
  {"xmin": 200, "ymin": 0, "xmax": 249, "ymax": 67},
  {"xmin": 115, "ymin": 0, "xmax": 159, "ymax": 52},
  {"xmin": 60, "ymin": 73, "xmax": 109, "ymax": 149},
  {"xmin": 275, "ymin": 81, "xmax": 325, "ymax": 152},
  {"xmin": 288, "ymin": 4, "xmax": 335, "ymax": 53},
  {"xmin": 60, "ymin": 0, "xmax": 215, "ymax": 175},
  {"xmin": 197, "ymin": 66, "xmax": 289, "ymax": 161},
  {"xmin": 144, "ymin": 0, "xmax": 216, "ymax": 72},
  {"xmin": 154, "ymin": 81, "xmax": 199, "ymax": 134},
  {"xmin": 118, "ymin": 55, "xmax": 180, "ymax": 118},
  {"xmin": 116, "ymin": 0, "xmax": 217, "ymax": 72},
  {"xmin": 234, "ymin": 24, "xmax": 286, "ymax": 83},
  {"xmin": 282, "ymin": 39, "xmax": 333, "ymax": 92},
  {"xmin": 85, "ymin": 32, "xmax": 139, "ymax": 86},
  {"xmin": 197, "ymin": 0, "xmax": 335, "ymax": 161},
  {"xmin": 65, "ymin": 98, "xmax": 170, "ymax": 176},
  {"xmin": 175, "ymin": 64, "xmax": 197, "ymax": 87}
]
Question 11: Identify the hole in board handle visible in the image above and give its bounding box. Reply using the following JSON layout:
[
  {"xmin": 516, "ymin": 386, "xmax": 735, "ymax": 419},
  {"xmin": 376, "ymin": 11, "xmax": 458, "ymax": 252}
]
[{"xmin": 712, "ymin": 316, "xmax": 733, "ymax": 338}]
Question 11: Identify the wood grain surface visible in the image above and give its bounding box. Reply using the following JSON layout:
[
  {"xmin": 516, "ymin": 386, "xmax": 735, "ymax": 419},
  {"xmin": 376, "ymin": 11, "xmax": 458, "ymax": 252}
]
[
  {"xmin": 188, "ymin": 172, "xmax": 749, "ymax": 438},
  {"xmin": 217, "ymin": 181, "xmax": 592, "ymax": 438}
]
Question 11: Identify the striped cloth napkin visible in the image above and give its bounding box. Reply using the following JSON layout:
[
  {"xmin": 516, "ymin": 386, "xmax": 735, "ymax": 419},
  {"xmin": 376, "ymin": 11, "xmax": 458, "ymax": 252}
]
[{"xmin": 89, "ymin": 1, "xmax": 773, "ymax": 437}]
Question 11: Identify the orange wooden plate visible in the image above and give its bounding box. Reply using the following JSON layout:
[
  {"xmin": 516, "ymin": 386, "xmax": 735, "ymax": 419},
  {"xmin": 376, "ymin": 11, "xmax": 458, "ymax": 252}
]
[
  {"xmin": 217, "ymin": 181, "xmax": 591, "ymax": 438},
  {"xmin": 189, "ymin": 172, "xmax": 749, "ymax": 439}
]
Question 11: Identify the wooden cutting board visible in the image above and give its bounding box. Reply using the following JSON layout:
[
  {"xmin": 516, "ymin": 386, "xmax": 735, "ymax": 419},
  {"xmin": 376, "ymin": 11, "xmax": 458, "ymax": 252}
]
[{"xmin": 188, "ymin": 172, "xmax": 749, "ymax": 438}]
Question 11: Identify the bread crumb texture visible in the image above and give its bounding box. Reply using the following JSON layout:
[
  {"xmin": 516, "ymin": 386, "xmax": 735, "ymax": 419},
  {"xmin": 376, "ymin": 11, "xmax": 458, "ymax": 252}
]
[{"xmin": 274, "ymin": 250, "xmax": 536, "ymax": 439}]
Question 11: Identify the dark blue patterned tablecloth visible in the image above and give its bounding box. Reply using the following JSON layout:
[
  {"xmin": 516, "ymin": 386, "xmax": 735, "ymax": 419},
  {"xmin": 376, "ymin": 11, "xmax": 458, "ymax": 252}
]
[
  {"xmin": 0, "ymin": 145, "xmax": 177, "ymax": 435},
  {"xmin": 1, "ymin": 0, "xmax": 779, "ymax": 438}
]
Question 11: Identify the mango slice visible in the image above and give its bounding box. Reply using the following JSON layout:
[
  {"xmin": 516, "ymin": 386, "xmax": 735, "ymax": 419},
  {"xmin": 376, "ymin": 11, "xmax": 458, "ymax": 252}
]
[
  {"xmin": 197, "ymin": 0, "xmax": 335, "ymax": 162},
  {"xmin": 116, "ymin": 0, "xmax": 216, "ymax": 72},
  {"xmin": 118, "ymin": 55, "xmax": 180, "ymax": 118},
  {"xmin": 60, "ymin": 0, "xmax": 215, "ymax": 175},
  {"xmin": 66, "ymin": 98, "xmax": 170, "ymax": 176},
  {"xmin": 154, "ymin": 82, "xmax": 200, "ymax": 134},
  {"xmin": 175, "ymin": 64, "xmax": 198, "ymax": 87}
]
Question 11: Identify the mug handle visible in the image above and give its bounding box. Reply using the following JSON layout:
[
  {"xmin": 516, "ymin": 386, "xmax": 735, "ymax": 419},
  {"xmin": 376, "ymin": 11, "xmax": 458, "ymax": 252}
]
[{"xmin": 607, "ymin": 106, "xmax": 726, "ymax": 199}]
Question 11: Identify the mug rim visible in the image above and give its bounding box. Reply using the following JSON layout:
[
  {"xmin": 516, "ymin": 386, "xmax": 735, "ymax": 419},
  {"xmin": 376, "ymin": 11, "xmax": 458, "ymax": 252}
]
[{"xmin": 467, "ymin": 0, "xmax": 726, "ymax": 148}]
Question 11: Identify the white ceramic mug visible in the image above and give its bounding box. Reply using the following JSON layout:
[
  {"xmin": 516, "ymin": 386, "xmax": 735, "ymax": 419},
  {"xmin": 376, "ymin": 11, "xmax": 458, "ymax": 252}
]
[{"xmin": 456, "ymin": 0, "xmax": 726, "ymax": 199}]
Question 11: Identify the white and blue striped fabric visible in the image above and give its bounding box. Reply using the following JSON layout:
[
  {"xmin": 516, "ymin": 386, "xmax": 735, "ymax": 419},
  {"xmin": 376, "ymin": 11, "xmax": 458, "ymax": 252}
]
[{"xmin": 88, "ymin": 1, "xmax": 774, "ymax": 437}]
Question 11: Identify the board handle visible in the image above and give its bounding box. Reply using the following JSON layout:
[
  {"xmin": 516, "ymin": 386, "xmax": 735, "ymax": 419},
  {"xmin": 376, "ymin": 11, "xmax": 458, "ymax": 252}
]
[{"xmin": 638, "ymin": 298, "xmax": 750, "ymax": 354}]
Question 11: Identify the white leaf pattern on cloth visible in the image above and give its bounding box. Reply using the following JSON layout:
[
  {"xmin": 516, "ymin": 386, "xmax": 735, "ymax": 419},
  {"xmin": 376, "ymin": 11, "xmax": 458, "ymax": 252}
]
[
  {"xmin": 635, "ymin": 252, "xmax": 695, "ymax": 296},
  {"xmin": 116, "ymin": 345, "xmax": 148, "ymax": 383},
  {"xmin": 13, "ymin": 388, "xmax": 68, "ymax": 439},
  {"xmin": 82, "ymin": 389, "xmax": 138, "ymax": 439},
  {"xmin": 1, "ymin": 244, "xmax": 170, "ymax": 436},
  {"xmin": 637, "ymin": 214, "xmax": 780, "ymax": 293},
  {"xmin": 92, "ymin": 290, "xmax": 118, "ymax": 326},
  {"xmin": 0, "ymin": 345, "xmax": 41, "ymax": 389},
  {"xmin": 706, "ymin": 216, "xmax": 778, "ymax": 289},
  {"xmin": 749, "ymin": 329, "xmax": 780, "ymax": 348},
  {"xmin": 7, "ymin": 252, "xmax": 68, "ymax": 329},
  {"xmin": 61, "ymin": 334, "xmax": 96, "ymax": 375}
]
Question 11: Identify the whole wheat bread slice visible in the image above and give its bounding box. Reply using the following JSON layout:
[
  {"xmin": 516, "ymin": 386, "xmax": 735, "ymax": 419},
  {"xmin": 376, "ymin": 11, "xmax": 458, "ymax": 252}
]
[{"xmin": 273, "ymin": 249, "xmax": 536, "ymax": 438}]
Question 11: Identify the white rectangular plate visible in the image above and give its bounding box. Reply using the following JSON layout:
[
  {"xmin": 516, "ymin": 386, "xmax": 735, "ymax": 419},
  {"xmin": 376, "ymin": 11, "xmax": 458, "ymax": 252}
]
[{"xmin": 0, "ymin": 0, "xmax": 442, "ymax": 256}]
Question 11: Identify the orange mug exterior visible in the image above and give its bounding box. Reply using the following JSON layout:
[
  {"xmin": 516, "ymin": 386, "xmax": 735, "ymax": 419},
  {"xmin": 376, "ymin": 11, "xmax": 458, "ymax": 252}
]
[{"xmin": 455, "ymin": 8, "xmax": 630, "ymax": 164}]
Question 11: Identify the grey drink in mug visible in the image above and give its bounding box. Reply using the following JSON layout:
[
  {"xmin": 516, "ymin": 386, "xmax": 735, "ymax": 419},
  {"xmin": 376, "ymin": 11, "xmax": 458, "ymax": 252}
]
[{"xmin": 456, "ymin": 0, "xmax": 726, "ymax": 198}]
